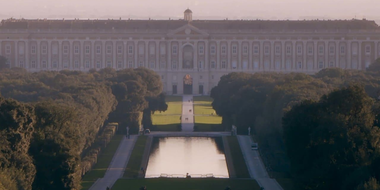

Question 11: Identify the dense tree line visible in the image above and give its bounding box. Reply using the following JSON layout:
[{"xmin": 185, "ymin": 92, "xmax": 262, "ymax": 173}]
[
  {"xmin": 211, "ymin": 59, "xmax": 380, "ymax": 189},
  {"xmin": 0, "ymin": 66, "xmax": 166, "ymax": 190}
]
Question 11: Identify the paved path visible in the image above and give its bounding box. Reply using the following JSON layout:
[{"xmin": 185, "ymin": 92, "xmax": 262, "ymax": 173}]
[
  {"xmin": 89, "ymin": 135, "xmax": 137, "ymax": 190},
  {"xmin": 181, "ymin": 95, "xmax": 194, "ymax": 132},
  {"xmin": 237, "ymin": 135, "xmax": 283, "ymax": 190}
]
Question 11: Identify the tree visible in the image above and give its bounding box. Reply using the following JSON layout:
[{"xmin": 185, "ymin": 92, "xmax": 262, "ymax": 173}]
[{"xmin": 367, "ymin": 58, "xmax": 380, "ymax": 73}]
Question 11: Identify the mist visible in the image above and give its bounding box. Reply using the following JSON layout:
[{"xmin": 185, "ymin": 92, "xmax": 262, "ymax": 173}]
[{"xmin": 0, "ymin": 0, "xmax": 379, "ymax": 23}]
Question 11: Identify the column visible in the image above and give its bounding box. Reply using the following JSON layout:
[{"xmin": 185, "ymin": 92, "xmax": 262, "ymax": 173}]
[
  {"xmin": 259, "ymin": 41, "xmax": 263, "ymax": 70},
  {"xmin": 303, "ymin": 41, "xmax": 307, "ymax": 71},
  {"xmin": 227, "ymin": 41, "xmax": 231, "ymax": 69},
  {"xmin": 335, "ymin": 41, "xmax": 339, "ymax": 68},
  {"xmin": 145, "ymin": 41, "xmax": 148, "ymax": 68},
  {"xmin": 217, "ymin": 41, "xmax": 221, "ymax": 70},
  {"xmin": 194, "ymin": 41, "xmax": 198, "ymax": 70},
  {"xmin": 102, "ymin": 41, "xmax": 106, "ymax": 68},
  {"xmin": 248, "ymin": 41, "xmax": 252, "ymax": 71},
  {"xmin": 281, "ymin": 41, "xmax": 285, "ymax": 71},
  {"xmin": 238, "ymin": 41, "xmax": 242, "ymax": 70},
  {"xmin": 358, "ymin": 41, "xmax": 362, "ymax": 70},
  {"xmin": 37, "ymin": 41, "xmax": 40, "ymax": 70},
  {"xmin": 325, "ymin": 41, "xmax": 328, "ymax": 68},
  {"xmin": 80, "ymin": 41, "xmax": 84, "ymax": 70},
  {"xmin": 91, "ymin": 41, "xmax": 95, "ymax": 69},
  {"xmin": 58, "ymin": 41, "xmax": 62, "ymax": 69},
  {"xmin": 314, "ymin": 42, "xmax": 318, "ymax": 70},
  {"xmin": 25, "ymin": 40, "xmax": 29, "ymax": 69},
  {"xmin": 113, "ymin": 41, "xmax": 117, "ymax": 69},
  {"xmin": 271, "ymin": 41, "xmax": 274, "ymax": 70},
  {"xmin": 48, "ymin": 41, "xmax": 51, "ymax": 69},
  {"xmin": 155, "ymin": 41, "xmax": 159, "ymax": 71},
  {"xmin": 69, "ymin": 40, "xmax": 73, "ymax": 69},
  {"xmin": 205, "ymin": 40, "xmax": 209, "ymax": 71},
  {"xmin": 167, "ymin": 41, "xmax": 171, "ymax": 70},
  {"xmin": 292, "ymin": 41, "xmax": 296, "ymax": 70},
  {"xmin": 15, "ymin": 41, "xmax": 18, "ymax": 68},
  {"xmin": 347, "ymin": 41, "xmax": 351, "ymax": 69},
  {"xmin": 179, "ymin": 41, "xmax": 183, "ymax": 70}
]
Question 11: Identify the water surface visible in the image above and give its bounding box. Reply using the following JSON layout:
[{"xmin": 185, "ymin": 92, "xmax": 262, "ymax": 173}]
[{"xmin": 145, "ymin": 137, "xmax": 229, "ymax": 178}]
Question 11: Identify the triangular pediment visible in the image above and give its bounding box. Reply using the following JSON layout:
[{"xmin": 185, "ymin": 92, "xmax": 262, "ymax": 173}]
[{"xmin": 167, "ymin": 24, "xmax": 209, "ymax": 37}]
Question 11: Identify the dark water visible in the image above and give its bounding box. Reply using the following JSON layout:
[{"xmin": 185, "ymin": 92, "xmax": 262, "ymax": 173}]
[{"xmin": 145, "ymin": 137, "xmax": 229, "ymax": 178}]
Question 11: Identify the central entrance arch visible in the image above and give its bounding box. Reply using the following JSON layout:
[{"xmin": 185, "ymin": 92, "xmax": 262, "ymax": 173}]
[
  {"xmin": 182, "ymin": 45, "xmax": 194, "ymax": 69},
  {"xmin": 183, "ymin": 74, "xmax": 193, "ymax": 94}
]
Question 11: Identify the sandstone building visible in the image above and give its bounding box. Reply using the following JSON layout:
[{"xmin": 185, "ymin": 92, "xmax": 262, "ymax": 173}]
[{"xmin": 1, "ymin": 9, "xmax": 380, "ymax": 94}]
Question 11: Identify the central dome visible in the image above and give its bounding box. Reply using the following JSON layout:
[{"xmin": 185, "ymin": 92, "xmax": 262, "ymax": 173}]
[{"xmin": 184, "ymin": 9, "xmax": 192, "ymax": 13}]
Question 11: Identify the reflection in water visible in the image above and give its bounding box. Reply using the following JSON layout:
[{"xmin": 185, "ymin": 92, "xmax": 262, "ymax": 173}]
[{"xmin": 145, "ymin": 137, "xmax": 229, "ymax": 178}]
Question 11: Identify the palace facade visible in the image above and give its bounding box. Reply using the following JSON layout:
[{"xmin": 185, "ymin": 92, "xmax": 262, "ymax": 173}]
[{"xmin": 1, "ymin": 9, "xmax": 380, "ymax": 95}]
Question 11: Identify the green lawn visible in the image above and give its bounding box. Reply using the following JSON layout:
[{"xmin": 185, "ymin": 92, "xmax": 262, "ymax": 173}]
[
  {"xmin": 152, "ymin": 115, "xmax": 182, "ymax": 125},
  {"xmin": 194, "ymin": 116, "xmax": 222, "ymax": 124},
  {"xmin": 151, "ymin": 96, "xmax": 182, "ymax": 131},
  {"xmin": 81, "ymin": 135, "xmax": 124, "ymax": 190},
  {"xmin": 226, "ymin": 136, "xmax": 251, "ymax": 178},
  {"xmin": 113, "ymin": 178, "xmax": 260, "ymax": 190},
  {"xmin": 124, "ymin": 136, "xmax": 148, "ymax": 178}
]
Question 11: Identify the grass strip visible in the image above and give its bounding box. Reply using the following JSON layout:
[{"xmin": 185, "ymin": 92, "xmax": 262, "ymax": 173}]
[
  {"xmin": 226, "ymin": 136, "xmax": 251, "ymax": 178},
  {"xmin": 81, "ymin": 135, "xmax": 124, "ymax": 190},
  {"xmin": 123, "ymin": 136, "xmax": 148, "ymax": 178},
  {"xmin": 113, "ymin": 178, "xmax": 260, "ymax": 190}
]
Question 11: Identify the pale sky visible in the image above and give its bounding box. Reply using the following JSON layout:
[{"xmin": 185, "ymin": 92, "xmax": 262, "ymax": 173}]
[{"xmin": 0, "ymin": 0, "xmax": 379, "ymax": 22}]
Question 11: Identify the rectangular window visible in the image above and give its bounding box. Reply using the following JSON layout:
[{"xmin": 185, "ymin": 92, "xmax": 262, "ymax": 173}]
[
  {"xmin": 85, "ymin": 46, "xmax": 90, "ymax": 54},
  {"xmin": 232, "ymin": 61, "xmax": 237, "ymax": 69},
  {"xmin": 253, "ymin": 61, "xmax": 259, "ymax": 69},
  {"xmin": 221, "ymin": 61, "xmax": 226, "ymax": 69},
  {"xmin": 265, "ymin": 46, "xmax": 270, "ymax": 54},
  {"xmin": 128, "ymin": 60, "xmax": 133, "ymax": 68},
  {"xmin": 19, "ymin": 45, "xmax": 24, "ymax": 54},
  {"xmin": 211, "ymin": 46, "xmax": 216, "ymax": 54},
  {"xmin": 275, "ymin": 46, "xmax": 280, "ymax": 55},
  {"xmin": 52, "ymin": 61, "xmax": 58, "ymax": 68},
  {"xmin": 366, "ymin": 46, "xmax": 371, "ymax": 54},
  {"xmin": 107, "ymin": 60, "xmax": 112, "ymax": 68},
  {"xmin": 150, "ymin": 46, "xmax": 155, "ymax": 55},
  {"xmin": 286, "ymin": 46, "xmax": 291, "ymax": 55},
  {"xmin": 118, "ymin": 60, "xmax": 123, "ymax": 68},
  {"xmin": 318, "ymin": 61, "xmax": 324, "ymax": 69},
  {"xmin": 352, "ymin": 46, "xmax": 358, "ymax": 55},
  {"xmin": 329, "ymin": 61, "xmax": 334, "ymax": 67},
  {"xmin": 308, "ymin": 47, "xmax": 313, "ymax": 54},
  {"xmin": 232, "ymin": 46, "xmax": 237, "ymax": 54},
  {"xmin": 172, "ymin": 61, "xmax": 177, "ymax": 69},
  {"xmin": 172, "ymin": 45, "xmax": 177, "ymax": 54},
  {"xmin": 74, "ymin": 60, "xmax": 79, "ymax": 68},
  {"xmin": 254, "ymin": 46, "xmax": 259, "ymax": 54},
  {"xmin": 118, "ymin": 46, "xmax": 123, "ymax": 54},
  {"xmin": 221, "ymin": 46, "xmax": 226, "ymax": 54},
  {"xmin": 85, "ymin": 60, "xmax": 90, "ymax": 68},
  {"xmin": 210, "ymin": 61, "xmax": 216, "ymax": 69},
  {"xmin": 150, "ymin": 62, "xmax": 155, "ymax": 69},
  {"xmin": 52, "ymin": 45, "xmax": 58, "ymax": 55},
  {"xmin": 128, "ymin": 46, "xmax": 133, "ymax": 54},
  {"xmin": 319, "ymin": 46, "xmax": 324, "ymax": 54},
  {"xmin": 297, "ymin": 61, "xmax": 302, "ymax": 69},
  {"xmin": 107, "ymin": 45, "xmax": 112, "ymax": 54},
  {"xmin": 139, "ymin": 44, "xmax": 144, "ymax": 55},
  {"xmin": 243, "ymin": 46, "xmax": 248, "ymax": 54},
  {"xmin": 41, "ymin": 60, "xmax": 47, "ymax": 68},
  {"xmin": 297, "ymin": 46, "xmax": 302, "ymax": 54},
  {"xmin": 63, "ymin": 45, "xmax": 69, "ymax": 54},
  {"xmin": 160, "ymin": 45, "xmax": 166, "ymax": 55},
  {"xmin": 340, "ymin": 46, "xmax": 345, "ymax": 54},
  {"xmin": 96, "ymin": 61, "xmax": 101, "ymax": 69},
  {"xmin": 6, "ymin": 46, "xmax": 11, "ymax": 54},
  {"xmin": 19, "ymin": 60, "xmax": 24, "ymax": 67},
  {"xmin": 199, "ymin": 46, "xmax": 204, "ymax": 54},
  {"xmin": 42, "ymin": 45, "xmax": 47, "ymax": 54},
  {"xmin": 74, "ymin": 45, "xmax": 79, "ymax": 54},
  {"xmin": 31, "ymin": 45, "xmax": 36, "ymax": 54},
  {"xmin": 329, "ymin": 46, "xmax": 335, "ymax": 54},
  {"xmin": 63, "ymin": 61, "xmax": 69, "ymax": 68},
  {"xmin": 96, "ymin": 46, "xmax": 101, "ymax": 54},
  {"xmin": 31, "ymin": 60, "xmax": 36, "ymax": 68},
  {"xmin": 139, "ymin": 61, "xmax": 144, "ymax": 67}
]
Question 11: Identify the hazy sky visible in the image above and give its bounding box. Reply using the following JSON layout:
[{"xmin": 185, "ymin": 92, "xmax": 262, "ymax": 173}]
[{"xmin": 0, "ymin": 0, "xmax": 379, "ymax": 21}]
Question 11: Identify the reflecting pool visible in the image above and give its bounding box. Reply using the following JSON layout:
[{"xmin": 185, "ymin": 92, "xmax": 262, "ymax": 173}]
[{"xmin": 145, "ymin": 137, "xmax": 229, "ymax": 178}]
